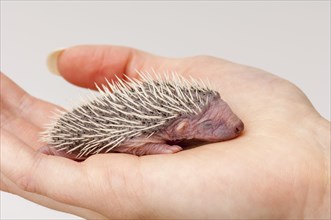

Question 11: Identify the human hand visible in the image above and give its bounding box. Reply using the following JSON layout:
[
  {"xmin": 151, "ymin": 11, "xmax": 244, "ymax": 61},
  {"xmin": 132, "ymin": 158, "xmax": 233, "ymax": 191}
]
[{"xmin": 1, "ymin": 45, "xmax": 330, "ymax": 219}]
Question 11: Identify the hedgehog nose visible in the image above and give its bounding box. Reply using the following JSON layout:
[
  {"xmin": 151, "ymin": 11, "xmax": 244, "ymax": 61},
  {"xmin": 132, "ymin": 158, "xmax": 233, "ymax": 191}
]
[{"xmin": 234, "ymin": 120, "xmax": 244, "ymax": 135}]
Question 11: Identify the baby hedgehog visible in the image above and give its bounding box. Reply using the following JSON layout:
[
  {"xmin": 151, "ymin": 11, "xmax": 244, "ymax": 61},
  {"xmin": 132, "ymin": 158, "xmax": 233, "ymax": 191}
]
[{"xmin": 40, "ymin": 72, "xmax": 244, "ymax": 160}]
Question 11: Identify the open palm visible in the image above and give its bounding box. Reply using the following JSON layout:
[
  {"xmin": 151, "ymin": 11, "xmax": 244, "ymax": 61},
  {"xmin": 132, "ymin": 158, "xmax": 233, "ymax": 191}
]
[{"xmin": 1, "ymin": 45, "xmax": 329, "ymax": 219}]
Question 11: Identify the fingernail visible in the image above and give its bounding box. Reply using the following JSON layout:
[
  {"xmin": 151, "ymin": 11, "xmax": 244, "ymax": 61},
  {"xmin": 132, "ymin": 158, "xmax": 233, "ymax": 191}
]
[{"xmin": 47, "ymin": 48, "xmax": 65, "ymax": 75}]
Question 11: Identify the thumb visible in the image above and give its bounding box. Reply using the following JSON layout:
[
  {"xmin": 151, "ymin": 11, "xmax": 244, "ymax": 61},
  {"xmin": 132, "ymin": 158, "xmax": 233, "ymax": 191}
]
[{"xmin": 47, "ymin": 45, "xmax": 173, "ymax": 89}]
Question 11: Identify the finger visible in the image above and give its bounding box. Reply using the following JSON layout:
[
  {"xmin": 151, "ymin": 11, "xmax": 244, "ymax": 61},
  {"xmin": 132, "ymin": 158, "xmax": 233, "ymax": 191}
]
[
  {"xmin": 1, "ymin": 108, "xmax": 43, "ymax": 150},
  {"xmin": 54, "ymin": 45, "xmax": 181, "ymax": 89},
  {"xmin": 0, "ymin": 73, "xmax": 63, "ymax": 127},
  {"xmin": 0, "ymin": 129, "xmax": 89, "ymax": 208},
  {"xmin": 1, "ymin": 173, "xmax": 107, "ymax": 219}
]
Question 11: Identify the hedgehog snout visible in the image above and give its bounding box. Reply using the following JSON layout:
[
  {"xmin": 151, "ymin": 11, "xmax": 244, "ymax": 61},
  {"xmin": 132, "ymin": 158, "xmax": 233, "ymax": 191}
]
[
  {"xmin": 234, "ymin": 120, "xmax": 244, "ymax": 135},
  {"xmin": 224, "ymin": 114, "xmax": 244, "ymax": 138},
  {"xmin": 213, "ymin": 122, "xmax": 241, "ymax": 140}
]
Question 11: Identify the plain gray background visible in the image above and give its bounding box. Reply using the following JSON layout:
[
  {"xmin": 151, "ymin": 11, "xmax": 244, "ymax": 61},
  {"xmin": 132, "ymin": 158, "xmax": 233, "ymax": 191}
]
[{"xmin": 1, "ymin": 1, "xmax": 330, "ymax": 219}]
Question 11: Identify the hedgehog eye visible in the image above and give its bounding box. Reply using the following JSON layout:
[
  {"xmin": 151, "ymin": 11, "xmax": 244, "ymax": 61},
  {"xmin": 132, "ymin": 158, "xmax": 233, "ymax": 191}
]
[{"xmin": 202, "ymin": 121, "xmax": 213, "ymax": 129}]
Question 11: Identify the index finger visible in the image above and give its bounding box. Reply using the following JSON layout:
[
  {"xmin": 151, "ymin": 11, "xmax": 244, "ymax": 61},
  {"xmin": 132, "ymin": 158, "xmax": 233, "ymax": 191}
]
[
  {"xmin": 0, "ymin": 73, "xmax": 63, "ymax": 127},
  {"xmin": 1, "ymin": 128, "xmax": 88, "ymax": 207}
]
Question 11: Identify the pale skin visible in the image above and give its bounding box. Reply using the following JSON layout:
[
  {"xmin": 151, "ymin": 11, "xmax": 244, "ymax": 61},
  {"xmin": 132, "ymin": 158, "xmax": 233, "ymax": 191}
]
[{"xmin": 1, "ymin": 45, "xmax": 330, "ymax": 219}]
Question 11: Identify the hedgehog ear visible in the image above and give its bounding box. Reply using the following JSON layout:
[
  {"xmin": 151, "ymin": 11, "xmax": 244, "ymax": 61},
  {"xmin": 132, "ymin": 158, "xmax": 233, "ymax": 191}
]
[{"xmin": 176, "ymin": 119, "xmax": 189, "ymax": 134}]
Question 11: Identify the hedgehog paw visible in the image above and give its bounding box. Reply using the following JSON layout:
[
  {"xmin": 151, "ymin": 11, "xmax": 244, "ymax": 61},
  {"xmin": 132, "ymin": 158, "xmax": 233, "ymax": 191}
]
[{"xmin": 115, "ymin": 143, "xmax": 183, "ymax": 156}]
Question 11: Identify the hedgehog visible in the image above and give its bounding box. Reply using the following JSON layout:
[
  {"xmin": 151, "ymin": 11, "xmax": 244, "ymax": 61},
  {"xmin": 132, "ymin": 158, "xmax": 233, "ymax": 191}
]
[{"xmin": 40, "ymin": 71, "xmax": 244, "ymax": 160}]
